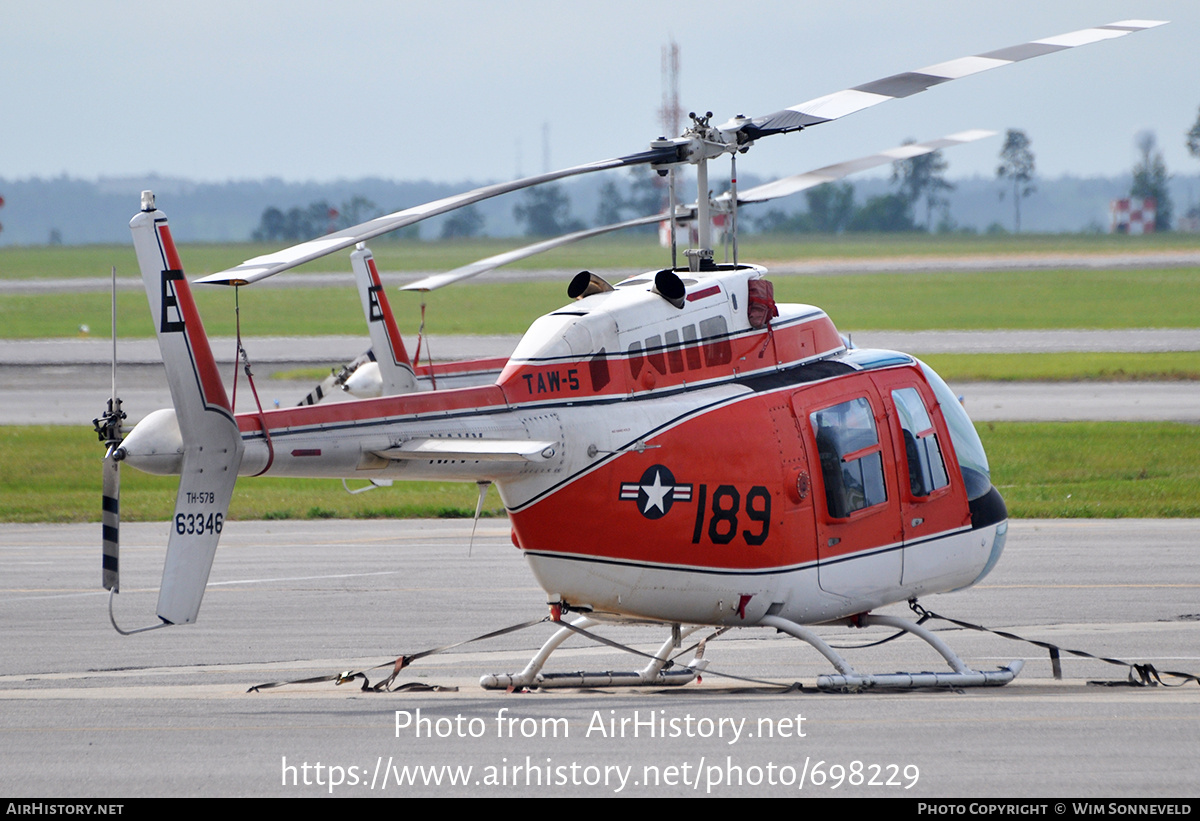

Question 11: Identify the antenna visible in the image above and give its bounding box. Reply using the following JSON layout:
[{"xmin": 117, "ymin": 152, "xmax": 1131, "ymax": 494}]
[
  {"xmin": 659, "ymin": 40, "xmax": 682, "ymax": 141},
  {"xmin": 662, "ymin": 41, "xmax": 681, "ymax": 206},
  {"xmin": 110, "ymin": 264, "xmax": 118, "ymax": 404},
  {"xmin": 659, "ymin": 40, "xmax": 683, "ymax": 219}
]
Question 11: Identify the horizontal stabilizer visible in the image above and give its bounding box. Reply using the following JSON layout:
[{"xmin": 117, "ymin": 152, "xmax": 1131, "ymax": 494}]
[{"xmin": 375, "ymin": 439, "xmax": 559, "ymax": 463}]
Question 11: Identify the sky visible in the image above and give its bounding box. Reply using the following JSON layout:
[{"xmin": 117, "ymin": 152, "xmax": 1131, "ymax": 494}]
[{"xmin": 3, "ymin": 0, "xmax": 1197, "ymax": 188}]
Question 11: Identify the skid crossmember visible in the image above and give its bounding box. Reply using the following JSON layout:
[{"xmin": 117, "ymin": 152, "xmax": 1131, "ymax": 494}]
[
  {"xmin": 761, "ymin": 614, "xmax": 1024, "ymax": 690},
  {"xmin": 480, "ymin": 617, "xmax": 709, "ymax": 690}
]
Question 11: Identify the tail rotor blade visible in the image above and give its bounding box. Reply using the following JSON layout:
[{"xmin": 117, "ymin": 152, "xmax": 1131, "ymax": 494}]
[
  {"xmin": 95, "ymin": 396, "xmax": 125, "ymax": 592},
  {"xmin": 296, "ymin": 349, "xmax": 377, "ymax": 406},
  {"xmin": 102, "ymin": 446, "xmax": 121, "ymax": 591},
  {"xmin": 297, "ymin": 369, "xmax": 342, "ymax": 407}
]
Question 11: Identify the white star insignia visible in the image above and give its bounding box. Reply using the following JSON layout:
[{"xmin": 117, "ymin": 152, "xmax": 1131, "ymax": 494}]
[{"xmin": 641, "ymin": 469, "xmax": 672, "ymax": 514}]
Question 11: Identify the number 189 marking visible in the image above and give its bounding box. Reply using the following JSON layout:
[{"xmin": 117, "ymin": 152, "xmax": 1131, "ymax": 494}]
[{"xmin": 691, "ymin": 484, "xmax": 771, "ymax": 546}]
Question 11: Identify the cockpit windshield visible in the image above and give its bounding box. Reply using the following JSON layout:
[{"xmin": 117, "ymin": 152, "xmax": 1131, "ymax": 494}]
[{"xmin": 918, "ymin": 360, "xmax": 992, "ymax": 501}]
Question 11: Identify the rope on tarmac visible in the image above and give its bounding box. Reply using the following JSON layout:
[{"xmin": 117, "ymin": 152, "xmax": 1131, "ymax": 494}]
[
  {"xmin": 909, "ymin": 599, "xmax": 1200, "ymax": 688},
  {"xmin": 247, "ymin": 617, "xmax": 548, "ymax": 693}
]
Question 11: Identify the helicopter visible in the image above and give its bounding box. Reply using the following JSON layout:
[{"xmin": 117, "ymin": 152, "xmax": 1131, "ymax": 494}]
[{"xmin": 96, "ymin": 19, "xmax": 1164, "ymax": 690}]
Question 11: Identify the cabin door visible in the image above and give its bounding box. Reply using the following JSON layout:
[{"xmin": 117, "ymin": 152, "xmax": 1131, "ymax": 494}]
[{"xmin": 799, "ymin": 384, "xmax": 904, "ymax": 600}]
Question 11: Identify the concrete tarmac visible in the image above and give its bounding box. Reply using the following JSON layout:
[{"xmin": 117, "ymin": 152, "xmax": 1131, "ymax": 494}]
[{"xmin": 1, "ymin": 519, "xmax": 1197, "ymax": 797}]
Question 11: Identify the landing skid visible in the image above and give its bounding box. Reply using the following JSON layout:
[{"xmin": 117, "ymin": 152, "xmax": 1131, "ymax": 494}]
[
  {"xmin": 480, "ymin": 617, "xmax": 710, "ymax": 690},
  {"xmin": 479, "ymin": 612, "xmax": 1022, "ymax": 692},
  {"xmin": 762, "ymin": 614, "xmax": 1024, "ymax": 690}
]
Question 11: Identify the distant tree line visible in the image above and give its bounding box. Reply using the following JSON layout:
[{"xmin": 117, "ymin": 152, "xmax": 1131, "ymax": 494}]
[
  {"xmin": 754, "ymin": 142, "xmax": 958, "ymax": 235},
  {"xmin": 253, "ymin": 202, "xmax": 335, "ymax": 242},
  {"xmin": 593, "ymin": 169, "xmax": 665, "ymax": 230},
  {"xmin": 252, "ymin": 195, "xmax": 384, "ymax": 242},
  {"xmin": 513, "ymin": 184, "xmax": 585, "ymax": 237},
  {"xmin": 252, "ymin": 153, "xmax": 964, "ymax": 242},
  {"xmin": 252, "ymin": 196, "xmax": 496, "ymax": 242},
  {"xmin": 251, "ymin": 111, "xmax": 1200, "ymax": 244}
]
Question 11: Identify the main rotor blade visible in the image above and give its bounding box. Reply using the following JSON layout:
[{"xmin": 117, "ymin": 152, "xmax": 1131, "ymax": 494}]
[
  {"xmin": 726, "ymin": 129, "xmax": 995, "ymax": 205},
  {"xmin": 723, "ymin": 20, "xmax": 1166, "ymax": 140},
  {"xmin": 196, "ymin": 148, "xmax": 677, "ymax": 287},
  {"xmin": 199, "ymin": 19, "xmax": 1165, "ymax": 289},
  {"xmin": 402, "ymin": 129, "xmax": 996, "ymax": 291},
  {"xmin": 401, "ymin": 213, "xmax": 667, "ymax": 292}
]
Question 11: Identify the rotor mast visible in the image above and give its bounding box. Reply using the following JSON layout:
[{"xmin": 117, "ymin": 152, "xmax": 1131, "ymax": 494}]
[{"xmin": 653, "ymin": 110, "xmax": 754, "ymax": 271}]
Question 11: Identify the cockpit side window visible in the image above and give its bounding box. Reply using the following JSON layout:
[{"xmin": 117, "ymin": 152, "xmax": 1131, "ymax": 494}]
[
  {"xmin": 892, "ymin": 387, "xmax": 949, "ymax": 498},
  {"xmin": 917, "ymin": 360, "xmax": 992, "ymax": 500},
  {"xmin": 810, "ymin": 397, "xmax": 887, "ymax": 518}
]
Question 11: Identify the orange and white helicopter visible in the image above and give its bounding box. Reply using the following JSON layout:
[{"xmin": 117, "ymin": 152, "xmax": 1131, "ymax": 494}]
[{"xmin": 96, "ymin": 19, "xmax": 1163, "ymax": 690}]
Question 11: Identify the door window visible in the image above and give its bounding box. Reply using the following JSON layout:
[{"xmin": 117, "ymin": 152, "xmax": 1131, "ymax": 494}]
[{"xmin": 810, "ymin": 397, "xmax": 887, "ymax": 518}]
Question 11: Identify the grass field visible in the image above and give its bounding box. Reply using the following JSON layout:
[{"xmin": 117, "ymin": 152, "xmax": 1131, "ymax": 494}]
[
  {"xmin": 4, "ymin": 232, "xmax": 1200, "ymax": 279},
  {"xmin": 916, "ymin": 352, "xmax": 1200, "ymax": 382},
  {"xmin": 978, "ymin": 421, "xmax": 1200, "ymax": 518},
  {"xmin": 0, "ymin": 426, "xmax": 505, "ymax": 524},
  {"xmin": 4, "ymin": 422, "xmax": 1198, "ymax": 523},
  {"xmin": 4, "ymin": 235, "xmax": 1200, "ymax": 343},
  {"xmin": 5, "ymin": 266, "xmax": 1200, "ymax": 340}
]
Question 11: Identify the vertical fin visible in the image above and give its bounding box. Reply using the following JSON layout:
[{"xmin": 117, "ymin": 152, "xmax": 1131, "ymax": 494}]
[
  {"xmin": 351, "ymin": 244, "xmax": 417, "ymax": 395},
  {"xmin": 130, "ymin": 192, "xmax": 244, "ymax": 626}
]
